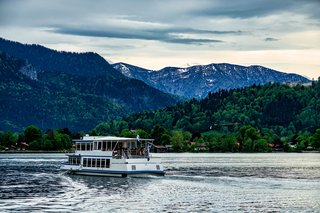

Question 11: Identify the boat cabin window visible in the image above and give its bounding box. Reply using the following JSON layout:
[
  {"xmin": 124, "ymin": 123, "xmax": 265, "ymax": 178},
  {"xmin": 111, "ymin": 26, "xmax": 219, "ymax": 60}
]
[
  {"xmin": 83, "ymin": 158, "xmax": 87, "ymax": 167},
  {"xmin": 102, "ymin": 141, "xmax": 107, "ymax": 151},
  {"xmin": 90, "ymin": 140, "xmax": 119, "ymax": 151},
  {"xmin": 82, "ymin": 158, "xmax": 110, "ymax": 168},
  {"xmin": 101, "ymin": 159, "xmax": 106, "ymax": 167},
  {"xmin": 77, "ymin": 142, "xmax": 92, "ymax": 151},
  {"xmin": 92, "ymin": 158, "xmax": 96, "ymax": 167},
  {"xmin": 107, "ymin": 142, "xmax": 111, "ymax": 150},
  {"xmin": 94, "ymin": 142, "xmax": 97, "ymax": 150},
  {"xmin": 68, "ymin": 156, "xmax": 81, "ymax": 165}
]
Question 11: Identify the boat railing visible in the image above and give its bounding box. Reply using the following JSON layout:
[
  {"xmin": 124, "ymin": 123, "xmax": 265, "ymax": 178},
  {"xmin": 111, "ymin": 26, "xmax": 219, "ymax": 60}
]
[{"xmin": 112, "ymin": 147, "xmax": 147, "ymax": 159}]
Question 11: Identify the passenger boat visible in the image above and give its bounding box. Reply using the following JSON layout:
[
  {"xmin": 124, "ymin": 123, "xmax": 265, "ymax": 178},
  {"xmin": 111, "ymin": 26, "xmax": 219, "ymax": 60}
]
[{"xmin": 60, "ymin": 135, "xmax": 165, "ymax": 177}]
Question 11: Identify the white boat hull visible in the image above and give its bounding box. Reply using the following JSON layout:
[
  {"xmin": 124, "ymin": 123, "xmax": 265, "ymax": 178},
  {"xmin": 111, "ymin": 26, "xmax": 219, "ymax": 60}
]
[
  {"xmin": 67, "ymin": 170, "xmax": 165, "ymax": 177},
  {"xmin": 61, "ymin": 158, "xmax": 165, "ymax": 177}
]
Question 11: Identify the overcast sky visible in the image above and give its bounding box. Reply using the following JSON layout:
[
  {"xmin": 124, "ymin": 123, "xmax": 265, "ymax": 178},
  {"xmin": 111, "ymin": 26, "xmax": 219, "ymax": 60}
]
[{"xmin": 0, "ymin": 0, "xmax": 319, "ymax": 79}]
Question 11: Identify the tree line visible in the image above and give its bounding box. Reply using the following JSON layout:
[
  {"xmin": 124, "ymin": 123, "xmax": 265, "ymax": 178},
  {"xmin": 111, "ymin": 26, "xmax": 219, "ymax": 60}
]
[
  {"xmin": 91, "ymin": 80, "xmax": 320, "ymax": 152},
  {"xmin": 1, "ymin": 80, "xmax": 319, "ymax": 152},
  {"xmin": 1, "ymin": 123, "xmax": 319, "ymax": 152},
  {"xmin": 0, "ymin": 125, "xmax": 77, "ymax": 151}
]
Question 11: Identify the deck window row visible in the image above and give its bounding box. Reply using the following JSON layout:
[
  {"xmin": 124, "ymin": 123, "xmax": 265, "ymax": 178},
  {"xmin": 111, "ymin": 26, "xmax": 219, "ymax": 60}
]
[
  {"xmin": 82, "ymin": 158, "xmax": 110, "ymax": 168},
  {"xmin": 68, "ymin": 156, "xmax": 81, "ymax": 165},
  {"xmin": 76, "ymin": 141, "xmax": 124, "ymax": 151}
]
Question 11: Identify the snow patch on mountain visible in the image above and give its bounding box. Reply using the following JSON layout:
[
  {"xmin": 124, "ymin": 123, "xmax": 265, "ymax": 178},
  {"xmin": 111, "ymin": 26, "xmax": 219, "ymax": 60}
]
[{"xmin": 113, "ymin": 62, "xmax": 310, "ymax": 99}]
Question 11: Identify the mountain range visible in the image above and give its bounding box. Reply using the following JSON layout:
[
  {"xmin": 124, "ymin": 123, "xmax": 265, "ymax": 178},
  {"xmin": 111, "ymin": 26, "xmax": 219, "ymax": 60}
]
[
  {"xmin": 0, "ymin": 37, "xmax": 311, "ymax": 132},
  {"xmin": 0, "ymin": 38, "xmax": 177, "ymax": 132},
  {"xmin": 113, "ymin": 63, "xmax": 310, "ymax": 98}
]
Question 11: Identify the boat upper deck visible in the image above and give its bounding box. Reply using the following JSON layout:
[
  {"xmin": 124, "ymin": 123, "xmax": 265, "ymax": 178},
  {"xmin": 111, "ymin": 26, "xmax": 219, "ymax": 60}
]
[{"xmin": 72, "ymin": 136, "xmax": 154, "ymax": 159}]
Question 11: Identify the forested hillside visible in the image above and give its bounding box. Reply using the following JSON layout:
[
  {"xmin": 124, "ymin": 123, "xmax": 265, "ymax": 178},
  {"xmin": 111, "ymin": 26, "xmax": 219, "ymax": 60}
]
[
  {"xmin": 93, "ymin": 81, "xmax": 320, "ymax": 152},
  {"xmin": 0, "ymin": 38, "xmax": 121, "ymax": 78},
  {"xmin": 0, "ymin": 52, "xmax": 177, "ymax": 132}
]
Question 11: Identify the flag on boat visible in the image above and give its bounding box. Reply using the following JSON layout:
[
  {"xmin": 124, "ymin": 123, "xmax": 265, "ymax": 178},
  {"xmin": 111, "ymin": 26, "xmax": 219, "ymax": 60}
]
[{"xmin": 146, "ymin": 143, "xmax": 151, "ymax": 161}]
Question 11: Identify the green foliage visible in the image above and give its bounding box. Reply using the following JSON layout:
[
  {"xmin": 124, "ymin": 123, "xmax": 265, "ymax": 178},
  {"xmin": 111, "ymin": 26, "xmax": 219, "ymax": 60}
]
[
  {"xmin": 312, "ymin": 129, "xmax": 320, "ymax": 150},
  {"xmin": 237, "ymin": 125, "xmax": 271, "ymax": 152},
  {"xmin": 0, "ymin": 131, "xmax": 17, "ymax": 148},
  {"xmin": 170, "ymin": 131, "xmax": 186, "ymax": 152},
  {"xmin": 24, "ymin": 125, "xmax": 42, "ymax": 144},
  {"xmin": 93, "ymin": 80, "xmax": 320, "ymax": 152},
  {"xmin": 43, "ymin": 139, "xmax": 53, "ymax": 150},
  {"xmin": 120, "ymin": 129, "xmax": 135, "ymax": 138},
  {"xmin": 136, "ymin": 129, "xmax": 150, "ymax": 139},
  {"xmin": 0, "ymin": 125, "xmax": 74, "ymax": 151},
  {"xmin": 205, "ymin": 132, "xmax": 238, "ymax": 152},
  {"xmin": 29, "ymin": 140, "xmax": 41, "ymax": 150}
]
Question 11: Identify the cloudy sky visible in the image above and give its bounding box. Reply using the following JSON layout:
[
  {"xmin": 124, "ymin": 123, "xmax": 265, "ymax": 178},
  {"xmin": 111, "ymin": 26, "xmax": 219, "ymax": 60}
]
[{"xmin": 0, "ymin": 0, "xmax": 319, "ymax": 79}]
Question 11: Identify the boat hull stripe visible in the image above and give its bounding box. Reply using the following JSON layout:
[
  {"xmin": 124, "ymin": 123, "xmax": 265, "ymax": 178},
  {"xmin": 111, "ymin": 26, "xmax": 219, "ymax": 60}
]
[{"xmin": 78, "ymin": 169, "xmax": 164, "ymax": 174}]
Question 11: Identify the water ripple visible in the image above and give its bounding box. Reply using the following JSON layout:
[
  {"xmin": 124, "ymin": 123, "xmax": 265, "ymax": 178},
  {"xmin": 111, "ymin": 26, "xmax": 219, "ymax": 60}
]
[{"xmin": 0, "ymin": 153, "xmax": 319, "ymax": 212}]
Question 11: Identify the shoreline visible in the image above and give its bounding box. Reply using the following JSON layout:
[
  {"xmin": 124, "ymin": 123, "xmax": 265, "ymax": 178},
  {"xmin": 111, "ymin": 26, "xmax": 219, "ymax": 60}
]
[
  {"xmin": 0, "ymin": 151, "xmax": 318, "ymax": 154},
  {"xmin": 0, "ymin": 151, "xmax": 66, "ymax": 154}
]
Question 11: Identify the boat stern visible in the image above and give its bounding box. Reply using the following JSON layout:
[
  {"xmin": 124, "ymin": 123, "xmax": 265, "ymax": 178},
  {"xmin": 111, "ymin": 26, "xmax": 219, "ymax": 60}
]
[{"xmin": 60, "ymin": 163, "xmax": 81, "ymax": 171}]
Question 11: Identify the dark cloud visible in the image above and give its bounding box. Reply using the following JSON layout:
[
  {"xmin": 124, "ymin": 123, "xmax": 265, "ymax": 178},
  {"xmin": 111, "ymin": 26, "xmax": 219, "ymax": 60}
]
[
  {"xmin": 191, "ymin": 0, "xmax": 320, "ymax": 20},
  {"xmin": 265, "ymin": 37, "xmax": 279, "ymax": 42},
  {"xmin": 50, "ymin": 26, "xmax": 224, "ymax": 44},
  {"xmin": 177, "ymin": 28, "xmax": 243, "ymax": 35},
  {"xmin": 0, "ymin": 0, "xmax": 318, "ymax": 50}
]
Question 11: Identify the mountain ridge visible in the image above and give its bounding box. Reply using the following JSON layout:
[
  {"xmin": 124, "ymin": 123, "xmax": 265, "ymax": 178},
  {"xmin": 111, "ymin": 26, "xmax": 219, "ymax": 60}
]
[
  {"xmin": 0, "ymin": 37, "xmax": 122, "ymax": 78},
  {"xmin": 113, "ymin": 62, "xmax": 310, "ymax": 99}
]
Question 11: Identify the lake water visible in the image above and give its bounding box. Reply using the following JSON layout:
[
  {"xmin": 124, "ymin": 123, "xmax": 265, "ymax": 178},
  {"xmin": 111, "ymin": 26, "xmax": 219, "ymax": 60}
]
[{"xmin": 0, "ymin": 153, "xmax": 319, "ymax": 212}]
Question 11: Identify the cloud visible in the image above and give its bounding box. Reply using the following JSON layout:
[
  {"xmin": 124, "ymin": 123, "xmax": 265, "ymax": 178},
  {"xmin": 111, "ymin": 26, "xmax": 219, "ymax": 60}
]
[
  {"xmin": 265, "ymin": 37, "xmax": 279, "ymax": 42},
  {"xmin": 0, "ymin": 0, "xmax": 319, "ymax": 79},
  {"xmin": 49, "ymin": 25, "xmax": 224, "ymax": 44},
  {"xmin": 190, "ymin": 0, "xmax": 320, "ymax": 20}
]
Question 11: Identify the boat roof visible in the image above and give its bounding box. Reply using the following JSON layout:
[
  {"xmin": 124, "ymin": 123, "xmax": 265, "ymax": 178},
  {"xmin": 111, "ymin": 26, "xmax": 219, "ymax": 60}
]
[{"xmin": 73, "ymin": 136, "xmax": 154, "ymax": 143}]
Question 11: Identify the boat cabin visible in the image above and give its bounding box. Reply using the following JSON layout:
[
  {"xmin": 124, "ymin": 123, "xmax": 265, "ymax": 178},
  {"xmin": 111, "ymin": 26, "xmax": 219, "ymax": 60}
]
[
  {"xmin": 62, "ymin": 135, "xmax": 164, "ymax": 177},
  {"xmin": 72, "ymin": 136, "xmax": 153, "ymax": 159}
]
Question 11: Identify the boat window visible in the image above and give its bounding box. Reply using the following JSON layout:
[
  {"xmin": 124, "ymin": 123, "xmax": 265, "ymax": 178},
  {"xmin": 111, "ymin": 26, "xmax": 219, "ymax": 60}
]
[
  {"xmin": 81, "ymin": 143, "xmax": 86, "ymax": 151},
  {"xmin": 156, "ymin": 165, "xmax": 160, "ymax": 170},
  {"xmin": 132, "ymin": 165, "xmax": 136, "ymax": 170},
  {"xmin": 93, "ymin": 142, "xmax": 97, "ymax": 150},
  {"xmin": 101, "ymin": 159, "xmax": 105, "ymax": 168},
  {"xmin": 98, "ymin": 142, "xmax": 101, "ymax": 150},
  {"xmin": 68, "ymin": 156, "xmax": 81, "ymax": 165},
  {"xmin": 92, "ymin": 158, "xmax": 96, "ymax": 167},
  {"xmin": 107, "ymin": 141, "xmax": 111, "ymax": 150},
  {"xmin": 76, "ymin": 143, "xmax": 80, "ymax": 151},
  {"xmin": 97, "ymin": 159, "xmax": 101, "ymax": 168},
  {"xmin": 88, "ymin": 158, "xmax": 92, "ymax": 167},
  {"xmin": 102, "ymin": 141, "xmax": 107, "ymax": 151},
  {"xmin": 83, "ymin": 158, "xmax": 87, "ymax": 167},
  {"xmin": 111, "ymin": 142, "xmax": 116, "ymax": 150},
  {"xmin": 106, "ymin": 159, "xmax": 110, "ymax": 168}
]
